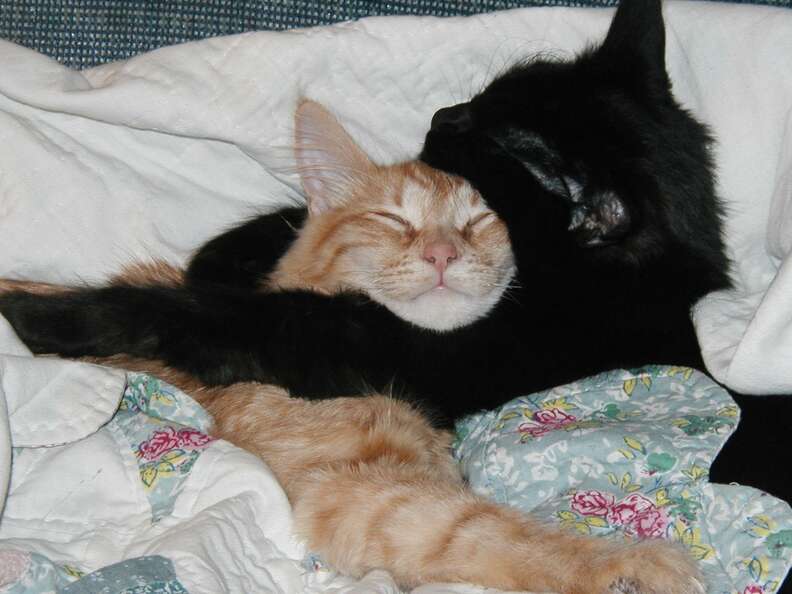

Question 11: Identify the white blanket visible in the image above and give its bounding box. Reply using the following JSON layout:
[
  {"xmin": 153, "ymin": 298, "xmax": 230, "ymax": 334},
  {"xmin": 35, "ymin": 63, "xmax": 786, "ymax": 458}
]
[
  {"xmin": 0, "ymin": 2, "xmax": 791, "ymax": 392},
  {"xmin": 1, "ymin": 1, "xmax": 791, "ymax": 591},
  {"xmin": 1, "ymin": 3, "xmax": 791, "ymax": 394}
]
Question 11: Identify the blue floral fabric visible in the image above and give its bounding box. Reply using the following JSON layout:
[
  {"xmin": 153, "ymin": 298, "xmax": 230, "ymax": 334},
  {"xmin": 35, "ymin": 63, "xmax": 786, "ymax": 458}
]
[
  {"xmin": 61, "ymin": 556, "xmax": 188, "ymax": 594},
  {"xmin": 0, "ymin": 551, "xmax": 78, "ymax": 594},
  {"xmin": 0, "ymin": 375, "xmax": 212, "ymax": 594},
  {"xmin": 0, "ymin": 552, "xmax": 188, "ymax": 594},
  {"xmin": 454, "ymin": 366, "xmax": 792, "ymax": 594},
  {"xmin": 110, "ymin": 373, "xmax": 216, "ymax": 522}
]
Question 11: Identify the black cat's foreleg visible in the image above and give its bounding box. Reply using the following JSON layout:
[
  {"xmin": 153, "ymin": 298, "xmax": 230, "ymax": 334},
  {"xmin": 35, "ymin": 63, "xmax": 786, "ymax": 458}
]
[
  {"xmin": 185, "ymin": 207, "xmax": 306, "ymax": 290},
  {"xmin": 0, "ymin": 284, "xmax": 404, "ymax": 397},
  {"xmin": 0, "ymin": 287, "xmax": 188, "ymax": 358}
]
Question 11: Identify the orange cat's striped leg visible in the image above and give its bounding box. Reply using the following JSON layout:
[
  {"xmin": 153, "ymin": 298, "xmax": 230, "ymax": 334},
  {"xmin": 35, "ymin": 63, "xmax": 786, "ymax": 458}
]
[
  {"xmin": 201, "ymin": 388, "xmax": 703, "ymax": 594},
  {"xmin": 291, "ymin": 462, "xmax": 704, "ymax": 594}
]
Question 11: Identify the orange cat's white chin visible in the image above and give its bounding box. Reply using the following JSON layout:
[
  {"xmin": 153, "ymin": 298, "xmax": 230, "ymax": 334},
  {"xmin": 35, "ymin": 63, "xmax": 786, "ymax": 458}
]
[{"xmin": 374, "ymin": 276, "xmax": 513, "ymax": 332}]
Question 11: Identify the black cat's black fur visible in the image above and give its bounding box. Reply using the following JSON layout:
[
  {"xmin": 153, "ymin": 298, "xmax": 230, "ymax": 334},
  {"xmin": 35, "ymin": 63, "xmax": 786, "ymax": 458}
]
[
  {"xmin": 0, "ymin": 3, "xmax": 730, "ymax": 427},
  {"xmin": 185, "ymin": 207, "xmax": 307, "ymax": 290},
  {"xmin": 0, "ymin": 0, "xmax": 729, "ymax": 412}
]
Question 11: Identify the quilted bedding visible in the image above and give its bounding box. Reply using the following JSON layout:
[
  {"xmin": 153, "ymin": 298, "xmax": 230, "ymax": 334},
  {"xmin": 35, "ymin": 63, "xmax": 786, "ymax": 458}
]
[
  {"xmin": 0, "ymin": 319, "xmax": 438, "ymax": 594},
  {"xmin": 456, "ymin": 366, "xmax": 792, "ymax": 594},
  {"xmin": 1, "ymin": 2, "xmax": 792, "ymax": 592},
  {"xmin": 2, "ymin": 328, "xmax": 790, "ymax": 593}
]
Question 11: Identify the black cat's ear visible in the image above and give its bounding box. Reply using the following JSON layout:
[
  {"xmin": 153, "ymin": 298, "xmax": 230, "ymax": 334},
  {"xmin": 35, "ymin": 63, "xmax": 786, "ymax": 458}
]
[
  {"xmin": 595, "ymin": 0, "xmax": 671, "ymax": 92},
  {"xmin": 294, "ymin": 99, "xmax": 375, "ymax": 216},
  {"xmin": 568, "ymin": 191, "xmax": 631, "ymax": 247}
]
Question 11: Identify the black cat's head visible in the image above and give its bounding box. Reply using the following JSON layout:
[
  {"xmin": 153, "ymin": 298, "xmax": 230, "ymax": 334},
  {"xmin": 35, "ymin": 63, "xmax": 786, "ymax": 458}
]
[{"xmin": 422, "ymin": 0, "xmax": 729, "ymax": 282}]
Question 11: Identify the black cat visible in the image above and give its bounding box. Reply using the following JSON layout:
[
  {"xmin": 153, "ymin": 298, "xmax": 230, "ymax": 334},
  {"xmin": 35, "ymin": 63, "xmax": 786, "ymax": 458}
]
[{"xmin": 0, "ymin": 1, "xmax": 730, "ymax": 423}]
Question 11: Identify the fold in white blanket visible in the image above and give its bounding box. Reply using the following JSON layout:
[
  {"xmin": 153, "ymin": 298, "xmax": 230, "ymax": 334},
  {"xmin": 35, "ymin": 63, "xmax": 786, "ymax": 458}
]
[{"xmin": 1, "ymin": 1, "xmax": 791, "ymax": 591}]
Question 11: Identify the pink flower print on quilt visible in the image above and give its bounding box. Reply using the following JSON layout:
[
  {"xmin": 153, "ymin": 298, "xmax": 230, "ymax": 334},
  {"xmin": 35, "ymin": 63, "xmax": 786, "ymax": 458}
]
[{"xmin": 137, "ymin": 427, "xmax": 214, "ymax": 461}]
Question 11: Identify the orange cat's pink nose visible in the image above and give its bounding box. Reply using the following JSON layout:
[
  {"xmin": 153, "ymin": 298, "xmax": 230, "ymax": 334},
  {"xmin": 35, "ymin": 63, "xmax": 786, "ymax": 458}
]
[{"xmin": 423, "ymin": 241, "xmax": 458, "ymax": 272}]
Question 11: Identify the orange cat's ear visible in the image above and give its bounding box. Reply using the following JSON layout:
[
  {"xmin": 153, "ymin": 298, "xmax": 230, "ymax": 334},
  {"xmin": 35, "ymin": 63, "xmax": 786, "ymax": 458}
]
[{"xmin": 295, "ymin": 99, "xmax": 375, "ymax": 216}]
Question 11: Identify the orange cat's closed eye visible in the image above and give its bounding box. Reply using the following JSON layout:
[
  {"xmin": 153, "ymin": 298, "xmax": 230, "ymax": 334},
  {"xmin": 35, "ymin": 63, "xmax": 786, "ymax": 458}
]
[
  {"xmin": 464, "ymin": 211, "xmax": 495, "ymax": 234},
  {"xmin": 367, "ymin": 210, "xmax": 413, "ymax": 230}
]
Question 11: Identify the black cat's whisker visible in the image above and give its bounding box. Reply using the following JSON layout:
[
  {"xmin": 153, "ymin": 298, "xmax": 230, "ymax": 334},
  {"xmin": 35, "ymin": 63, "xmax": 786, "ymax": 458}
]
[
  {"xmin": 480, "ymin": 40, "xmax": 534, "ymax": 95},
  {"xmin": 479, "ymin": 37, "xmax": 519, "ymax": 94},
  {"xmin": 442, "ymin": 63, "xmax": 467, "ymax": 105},
  {"xmin": 505, "ymin": 48, "xmax": 569, "ymax": 76}
]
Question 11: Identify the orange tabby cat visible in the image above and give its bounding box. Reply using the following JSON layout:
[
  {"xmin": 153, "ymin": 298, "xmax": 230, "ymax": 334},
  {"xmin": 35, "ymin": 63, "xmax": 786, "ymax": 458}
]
[{"xmin": 0, "ymin": 101, "xmax": 702, "ymax": 594}]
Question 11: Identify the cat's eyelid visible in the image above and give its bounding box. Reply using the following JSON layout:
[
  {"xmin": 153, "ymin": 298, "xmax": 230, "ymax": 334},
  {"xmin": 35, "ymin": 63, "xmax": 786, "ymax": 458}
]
[
  {"xmin": 467, "ymin": 211, "xmax": 495, "ymax": 229},
  {"xmin": 368, "ymin": 210, "xmax": 411, "ymax": 228}
]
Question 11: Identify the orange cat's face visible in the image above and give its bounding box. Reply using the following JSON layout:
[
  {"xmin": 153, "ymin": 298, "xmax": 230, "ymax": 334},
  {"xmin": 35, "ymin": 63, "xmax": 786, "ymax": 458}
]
[{"xmin": 268, "ymin": 100, "xmax": 516, "ymax": 331}]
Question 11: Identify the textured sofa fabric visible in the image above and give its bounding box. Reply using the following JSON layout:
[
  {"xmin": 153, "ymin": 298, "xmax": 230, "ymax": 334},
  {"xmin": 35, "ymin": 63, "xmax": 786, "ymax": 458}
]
[{"xmin": 1, "ymin": 0, "xmax": 791, "ymax": 69}]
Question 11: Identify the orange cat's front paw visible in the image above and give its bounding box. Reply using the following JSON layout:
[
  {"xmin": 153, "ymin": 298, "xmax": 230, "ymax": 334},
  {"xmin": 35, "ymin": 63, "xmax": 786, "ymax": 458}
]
[{"xmin": 586, "ymin": 540, "xmax": 705, "ymax": 594}]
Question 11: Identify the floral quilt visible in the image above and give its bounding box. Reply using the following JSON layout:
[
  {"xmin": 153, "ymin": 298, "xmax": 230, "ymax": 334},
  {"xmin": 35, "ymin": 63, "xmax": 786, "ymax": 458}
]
[
  {"xmin": 3, "ymin": 365, "xmax": 791, "ymax": 593},
  {"xmin": 0, "ymin": 375, "xmax": 215, "ymax": 594},
  {"xmin": 455, "ymin": 366, "xmax": 792, "ymax": 594}
]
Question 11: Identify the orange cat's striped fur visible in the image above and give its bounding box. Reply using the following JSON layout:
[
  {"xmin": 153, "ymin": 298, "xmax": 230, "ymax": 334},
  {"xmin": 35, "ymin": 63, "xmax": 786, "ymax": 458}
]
[{"xmin": 0, "ymin": 101, "xmax": 703, "ymax": 594}]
